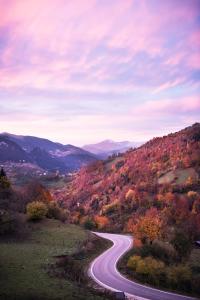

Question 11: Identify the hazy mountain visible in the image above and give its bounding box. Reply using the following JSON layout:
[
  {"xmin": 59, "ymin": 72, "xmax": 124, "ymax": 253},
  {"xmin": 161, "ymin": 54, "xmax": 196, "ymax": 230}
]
[
  {"xmin": 83, "ymin": 139, "xmax": 143, "ymax": 158},
  {"xmin": 0, "ymin": 133, "xmax": 97, "ymax": 172}
]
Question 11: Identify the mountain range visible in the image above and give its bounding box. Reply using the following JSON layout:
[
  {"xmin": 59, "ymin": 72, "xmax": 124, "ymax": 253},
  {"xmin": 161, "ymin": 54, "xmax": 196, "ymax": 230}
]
[
  {"xmin": 0, "ymin": 133, "xmax": 97, "ymax": 173},
  {"xmin": 0, "ymin": 133, "xmax": 141, "ymax": 173}
]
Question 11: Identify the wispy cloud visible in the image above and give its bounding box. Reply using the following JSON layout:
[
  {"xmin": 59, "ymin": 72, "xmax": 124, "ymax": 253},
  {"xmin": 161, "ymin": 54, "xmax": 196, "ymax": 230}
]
[{"xmin": 0, "ymin": 0, "xmax": 199, "ymax": 144}]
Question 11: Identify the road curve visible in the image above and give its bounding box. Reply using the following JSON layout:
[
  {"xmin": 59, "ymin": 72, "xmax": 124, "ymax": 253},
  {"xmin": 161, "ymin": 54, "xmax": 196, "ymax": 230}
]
[{"xmin": 89, "ymin": 232, "xmax": 197, "ymax": 300}]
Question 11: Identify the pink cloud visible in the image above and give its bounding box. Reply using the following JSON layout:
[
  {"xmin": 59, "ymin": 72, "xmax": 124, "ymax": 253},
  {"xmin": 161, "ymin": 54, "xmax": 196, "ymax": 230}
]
[
  {"xmin": 189, "ymin": 30, "xmax": 200, "ymax": 48},
  {"xmin": 186, "ymin": 53, "xmax": 200, "ymax": 70},
  {"xmin": 133, "ymin": 96, "xmax": 200, "ymax": 116},
  {"xmin": 152, "ymin": 78, "xmax": 186, "ymax": 93},
  {"xmin": 0, "ymin": 0, "xmax": 199, "ymax": 94}
]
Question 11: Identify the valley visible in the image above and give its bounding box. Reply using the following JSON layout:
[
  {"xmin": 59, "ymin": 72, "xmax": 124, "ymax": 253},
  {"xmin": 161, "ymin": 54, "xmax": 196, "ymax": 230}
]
[
  {"xmin": 0, "ymin": 123, "xmax": 200, "ymax": 299},
  {"xmin": 0, "ymin": 133, "xmax": 98, "ymax": 174},
  {"xmin": 1, "ymin": 1, "xmax": 199, "ymax": 299}
]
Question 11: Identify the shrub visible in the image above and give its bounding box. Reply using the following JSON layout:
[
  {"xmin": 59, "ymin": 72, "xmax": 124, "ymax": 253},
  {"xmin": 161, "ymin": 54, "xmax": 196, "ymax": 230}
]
[
  {"xmin": 47, "ymin": 201, "xmax": 61, "ymax": 219},
  {"xmin": 167, "ymin": 265, "xmax": 192, "ymax": 291},
  {"xmin": 102, "ymin": 200, "xmax": 119, "ymax": 215},
  {"xmin": 58, "ymin": 209, "xmax": 69, "ymax": 222},
  {"xmin": 0, "ymin": 210, "xmax": 16, "ymax": 235},
  {"xmin": 53, "ymin": 255, "xmax": 86, "ymax": 284},
  {"xmin": 94, "ymin": 215, "xmax": 109, "ymax": 230},
  {"xmin": 127, "ymin": 255, "xmax": 166, "ymax": 285},
  {"xmin": 83, "ymin": 217, "xmax": 96, "ymax": 230},
  {"xmin": 25, "ymin": 182, "xmax": 53, "ymax": 204},
  {"xmin": 0, "ymin": 176, "xmax": 11, "ymax": 189},
  {"xmin": 0, "ymin": 168, "xmax": 11, "ymax": 189},
  {"xmin": 115, "ymin": 160, "xmax": 124, "ymax": 169},
  {"xmin": 125, "ymin": 189, "xmax": 135, "ymax": 201},
  {"xmin": 137, "ymin": 257, "xmax": 165, "ymax": 284},
  {"xmin": 46, "ymin": 201, "xmax": 68, "ymax": 222},
  {"xmin": 146, "ymin": 240, "xmax": 178, "ymax": 264},
  {"xmin": 136, "ymin": 257, "xmax": 148, "ymax": 275},
  {"xmin": 171, "ymin": 231, "xmax": 191, "ymax": 259},
  {"xmin": 127, "ymin": 255, "xmax": 141, "ymax": 271},
  {"xmin": 187, "ymin": 191, "xmax": 198, "ymax": 200},
  {"xmin": 192, "ymin": 274, "xmax": 200, "ymax": 294},
  {"xmin": 189, "ymin": 249, "xmax": 200, "ymax": 272},
  {"xmin": 26, "ymin": 201, "xmax": 48, "ymax": 220}
]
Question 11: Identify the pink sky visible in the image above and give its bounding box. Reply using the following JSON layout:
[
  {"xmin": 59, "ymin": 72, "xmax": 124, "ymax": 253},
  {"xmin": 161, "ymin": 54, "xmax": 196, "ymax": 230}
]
[{"xmin": 0, "ymin": 0, "xmax": 199, "ymax": 145}]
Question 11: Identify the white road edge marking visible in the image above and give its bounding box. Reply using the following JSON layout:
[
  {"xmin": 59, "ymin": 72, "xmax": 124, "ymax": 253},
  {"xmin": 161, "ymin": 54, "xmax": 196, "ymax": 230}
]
[
  {"xmin": 89, "ymin": 232, "xmax": 197, "ymax": 300},
  {"xmin": 89, "ymin": 233, "xmax": 148, "ymax": 300}
]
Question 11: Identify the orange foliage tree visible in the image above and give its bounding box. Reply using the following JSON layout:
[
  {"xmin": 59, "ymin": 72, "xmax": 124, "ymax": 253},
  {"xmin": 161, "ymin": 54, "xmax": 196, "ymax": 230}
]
[
  {"xmin": 94, "ymin": 215, "xmax": 109, "ymax": 230},
  {"xmin": 133, "ymin": 208, "xmax": 163, "ymax": 244}
]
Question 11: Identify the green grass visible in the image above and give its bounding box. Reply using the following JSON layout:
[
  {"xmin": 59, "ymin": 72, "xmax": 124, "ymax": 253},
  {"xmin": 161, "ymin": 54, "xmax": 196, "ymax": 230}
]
[
  {"xmin": 158, "ymin": 167, "xmax": 198, "ymax": 185},
  {"xmin": 0, "ymin": 219, "xmax": 106, "ymax": 300},
  {"xmin": 105, "ymin": 157, "xmax": 124, "ymax": 172}
]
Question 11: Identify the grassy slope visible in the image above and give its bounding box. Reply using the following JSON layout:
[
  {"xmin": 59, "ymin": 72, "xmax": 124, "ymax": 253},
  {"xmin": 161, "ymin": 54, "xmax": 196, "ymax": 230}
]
[{"xmin": 0, "ymin": 219, "xmax": 105, "ymax": 300}]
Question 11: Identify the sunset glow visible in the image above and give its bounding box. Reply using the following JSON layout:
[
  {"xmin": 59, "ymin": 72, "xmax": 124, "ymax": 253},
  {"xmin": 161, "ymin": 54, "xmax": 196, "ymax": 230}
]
[{"xmin": 0, "ymin": 0, "xmax": 200, "ymax": 144}]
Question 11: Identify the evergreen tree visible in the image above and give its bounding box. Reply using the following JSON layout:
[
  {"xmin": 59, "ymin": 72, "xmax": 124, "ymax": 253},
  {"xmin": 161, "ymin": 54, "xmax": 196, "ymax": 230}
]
[
  {"xmin": 0, "ymin": 167, "xmax": 6, "ymax": 178},
  {"xmin": 0, "ymin": 168, "xmax": 10, "ymax": 189}
]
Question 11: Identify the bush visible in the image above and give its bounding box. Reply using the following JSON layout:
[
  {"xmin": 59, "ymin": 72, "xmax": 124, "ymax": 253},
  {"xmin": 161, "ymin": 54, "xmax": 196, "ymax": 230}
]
[
  {"xmin": 127, "ymin": 255, "xmax": 166, "ymax": 285},
  {"xmin": 172, "ymin": 231, "xmax": 191, "ymax": 259},
  {"xmin": 189, "ymin": 249, "xmax": 200, "ymax": 272},
  {"xmin": 192, "ymin": 274, "xmax": 200, "ymax": 294},
  {"xmin": 0, "ymin": 210, "xmax": 16, "ymax": 235},
  {"xmin": 46, "ymin": 201, "xmax": 68, "ymax": 222},
  {"xmin": 47, "ymin": 201, "xmax": 61, "ymax": 218},
  {"xmin": 137, "ymin": 256, "xmax": 165, "ymax": 284},
  {"xmin": 58, "ymin": 209, "xmax": 69, "ymax": 222},
  {"xmin": 125, "ymin": 189, "xmax": 135, "ymax": 201},
  {"xmin": 0, "ymin": 176, "xmax": 11, "ymax": 189},
  {"xmin": 187, "ymin": 191, "xmax": 198, "ymax": 200},
  {"xmin": 0, "ymin": 168, "xmax": 11, "ymax": 189},
  {"xmin": 82, "ymin": 217, "xmax": 96, "ymax": 230},
  {"xmin": 127, "ymin": 255, "xmax": 141, "ymax": 271},
  {"xmin": 25, "ymin": 182, "xmax": 53, "ymax": 204},
  {"xmin": 143, "ymin": 240, "xmax": 178, "ymax": 264},
  {"xmin": 26, "ymin": 201, "xmax": 48, "ymax": 220},
  {"xmin": 51, "ymin": 255, "xmax": 86, "ymax": 284},
  {"xmin": 167, "ymin": 264, "xmax": 192, "ymax": 291},
  {"xmin": 94, "ymin": 215, "xmax": 109, "ymax": 230},
  {"xmin": 102, "ymin": 200, "xmax": 119, "ymax": 215}
]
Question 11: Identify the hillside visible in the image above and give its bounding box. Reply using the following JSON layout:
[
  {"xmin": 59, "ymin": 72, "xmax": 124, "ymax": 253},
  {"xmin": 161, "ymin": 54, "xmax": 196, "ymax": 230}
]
[
  {"xmin": 62, "ymin": 123, "xmax": 200, "ymax": 295},
  {"xmin": 0, "ymin": 133, "xmax": 97, "ymax": 173},
  {"xmin": 0, "ymin": 218, "xmax": 112, "ymax": 300},
  {"xmin": 64, "ymin": 123, "xmax": 200, "ymax": 232},
  {"xmin": 0, "ymin": 136, "xmax": 32, "ymax": 163},
  {"xmin": 0, "ymin": 170, "xmax": 113, "ymax": 300}
]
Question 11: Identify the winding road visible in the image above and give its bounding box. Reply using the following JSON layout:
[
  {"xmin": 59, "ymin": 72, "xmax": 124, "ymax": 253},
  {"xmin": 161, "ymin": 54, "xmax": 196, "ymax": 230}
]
[{"xmin": 89, "ymin": 232, "xmax": 197, "ymax": 300}]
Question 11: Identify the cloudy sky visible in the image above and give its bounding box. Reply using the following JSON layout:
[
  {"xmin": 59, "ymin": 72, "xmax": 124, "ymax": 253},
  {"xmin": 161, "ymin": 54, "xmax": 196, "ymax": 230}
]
[{"xmin": 0, "ymin": 0, "xmax": 200, "ymax": 145}]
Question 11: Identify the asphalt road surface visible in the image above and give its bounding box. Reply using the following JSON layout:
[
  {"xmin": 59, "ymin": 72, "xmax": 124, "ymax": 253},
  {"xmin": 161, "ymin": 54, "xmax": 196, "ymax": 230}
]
[{"xmin": 89, "ymin": 232, "xmax": 197, "ymax": 300}]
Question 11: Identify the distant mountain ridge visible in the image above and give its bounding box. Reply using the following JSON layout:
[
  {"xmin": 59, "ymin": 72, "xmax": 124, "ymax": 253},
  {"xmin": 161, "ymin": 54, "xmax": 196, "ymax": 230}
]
[
  {"xmin": 83, "ymin": 139, "xmax": 143, "ymax": 158},
  {"xmin": 0, "ymin": 133, "xmax": 97, "ymax": 173}
]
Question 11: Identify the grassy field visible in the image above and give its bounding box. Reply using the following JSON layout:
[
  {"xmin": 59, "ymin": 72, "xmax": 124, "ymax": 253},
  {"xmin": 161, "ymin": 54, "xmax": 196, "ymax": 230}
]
[
  {"xmin": 158, "ymin": 167, "xmax": 198, "ymax": 185},
  {"xmin": 0, "ymin": 219, "xmax": 107, "ymax": 300}
]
